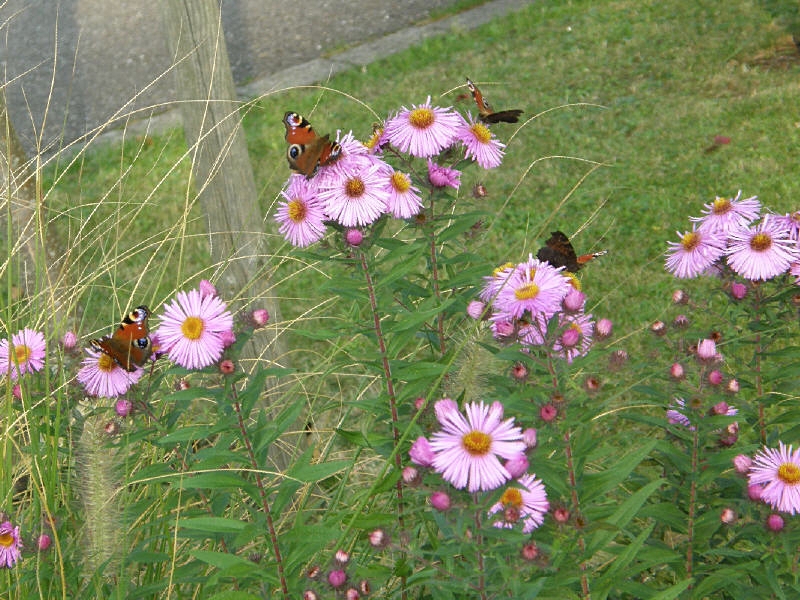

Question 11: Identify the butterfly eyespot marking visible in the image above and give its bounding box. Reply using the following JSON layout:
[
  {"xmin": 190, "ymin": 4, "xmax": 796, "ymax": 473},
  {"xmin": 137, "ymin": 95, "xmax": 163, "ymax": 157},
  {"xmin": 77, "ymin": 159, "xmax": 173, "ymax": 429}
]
[
  {"xmin": 283, "ymin": 110, "xmax": 342, "ymax": 178},
  {"xmin": 288, "ymin": 144, "xmax": 303, "ymax": 160},
  {"xmin": 91, "ymin": 304, "xmax": 153, "ymax": 372}
]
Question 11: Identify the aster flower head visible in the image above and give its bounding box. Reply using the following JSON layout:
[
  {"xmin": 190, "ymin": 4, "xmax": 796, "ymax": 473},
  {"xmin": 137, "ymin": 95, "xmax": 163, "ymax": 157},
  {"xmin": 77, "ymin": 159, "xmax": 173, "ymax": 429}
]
[
  {"xmin": 479, "ymin": 262, "xmax": 515, "ymax": 303},
  {"xmin": 692, "ymin": 191, "xmax": 761, "ymax": 234},
  {"xmin": 77, "ymin": 347, "xmax": 143, "ymax": 397},
  {"xmin": 383, "ymin": 97, "xmax": 462, "ymax": 157},
  {"xmin": 488, "ymin": 473, "xmax": 549, "ymax": 533},
  {"xmin": 384, "ymin": 170, "xmax": 423, "ymax": 219},
  {"xmin": 726, "ymin": 215, "xmax": 798, "ymax": 281},
  {"xmin": 552, "ymin": 312, "xmax": 594, "ymax": 363},
  {"xmin": 0, "ymin": 328, "xmax": 46, "ymax": 381},
  {"xmin": 275, "ymin": 174, "xmax": 328, "ymax": 247},
  {"xmin": 155, "ymin": 289, "xmax": 234, "ymax": 370},
  {"xmin": 457, "ymin": 113, "xmax": 505, "ymax": 169},
  {"xmin": 493, "ymin": 255, "xmax": 571, "ymax": 322},
  {"xmin": 427, "ymin": 159, "xmax": 461, "ymax": 190},
  {"xmin": 665, "ymin": 226, "xmax": 727, "ymax": 278},
  {"xmin": 318, "ymin": 161, "xmax": 388, "ymax": 227},
  {"xmin": 0, "ymin": 520, "xmax": 22, "ymax": 568},
  {"xmin": 772, "ymin": 210, "xmax": 800, "ymax": 241},
  {"xmin": 749, "ymin": 442, "xmax": 800, "ymax": 515},
  {"xmin": 429, "ymin": 399, "xmax": 526, "ymax": 493}
]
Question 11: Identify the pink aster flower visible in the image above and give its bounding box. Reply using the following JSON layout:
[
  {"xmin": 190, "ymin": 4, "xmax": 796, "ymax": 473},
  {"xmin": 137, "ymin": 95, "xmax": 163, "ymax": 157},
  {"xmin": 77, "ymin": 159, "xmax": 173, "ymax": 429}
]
[
  {"xmin": 429, "ymin": 399, "xmax": 526, "ymax": 493},
  {"xmin": 409, "ymin": 436, "xmax": 435, "ymax": 467},
  {"xmin": 275, "ymin": 174, "xmax": 328, "ymax": 247},
  {"xmin": 155, "ymin": 289, "xmax": 234, "ymax": 370},
  {"xmin": 692, "ymin": 191, "xmax": 761, "ymax": 234},
  {"xmin": 384, "ymin": 170, "xmax": 423, "ymax": 219},
  {"xmin": 0, "ymin": 520, "xmax": 22, "ymax": 568},
  {"xmin": 772, "ymin": 211, "xmax": 800, "ymax": 241},
  {"xmin": 552, "ymin": 312, "xmax": 594, "ymax": 363},
  {"xmin": 665, "ymin": 227, "xmax": 727, "ymax": 278},
  {"xmin": 0, "ymin": 328, "xmax": 46, "ymax": 380},
  {"xmin": 726, "ymin": 216, "xmax": 798, "ymax": 281},
  {"xmin": 493, "ymin": 255, "xmax": 571, "ymax": 321},
  {"xmin": 318, "ymin": 161, "xmax": 388, "ymax": 227},
  {"xmin": 383, "ymin": 97, "xmax": 461, "ymax": 157},
  {"xmin": 749, "ymin": 442, "xmax": 800, "ymax": 515},
  {"xmin": 666, "ymin": 398, "xmax": 693, "ymax": 429},
  {"xmin": 457, "ymin": 113, "xmax": 505, "ymax": 169},
  {"xmin": 77, "ymin": 348, "xmax": 142, "ymax": 397},
  {"xmin": 488, "ymin": 473, "xmax": 549, "ymax": 533},
  {"xmin": 427, "ymin": 159, "xmax": 461, "ymax": 190},
  {"xmin": 479, "ymin": 262, "xmax": 515, "ymax": 303}
]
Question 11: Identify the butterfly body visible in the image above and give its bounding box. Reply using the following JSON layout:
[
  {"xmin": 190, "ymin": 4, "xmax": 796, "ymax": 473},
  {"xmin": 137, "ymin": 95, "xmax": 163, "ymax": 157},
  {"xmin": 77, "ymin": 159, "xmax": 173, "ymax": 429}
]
[
  {"xmin": 537, "ymin": 231, "xmax": 607, "ymax": 272},
  {"xmin": 466, "ymin": 78, "xmax": 523, "ymax": 124},
  {"xmin": 283, "ymin": 111, "xmax": 342, "ymax": 178},
  {"xmin": 90, "ymin": 305, "xmax": 152, "ymax": 372}
]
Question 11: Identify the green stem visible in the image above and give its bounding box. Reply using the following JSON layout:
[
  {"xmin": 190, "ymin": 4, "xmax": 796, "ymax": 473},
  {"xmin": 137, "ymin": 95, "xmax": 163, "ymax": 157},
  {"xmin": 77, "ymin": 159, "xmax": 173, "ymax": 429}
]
[{"xmin": 230, "ymin": 384, "xmax": 288, "ymax": 598}]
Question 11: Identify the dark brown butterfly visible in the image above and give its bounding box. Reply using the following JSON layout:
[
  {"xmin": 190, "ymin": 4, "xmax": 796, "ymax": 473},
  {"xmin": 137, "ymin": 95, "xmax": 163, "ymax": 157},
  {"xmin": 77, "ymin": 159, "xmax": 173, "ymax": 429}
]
[
  {"xmin": 466, "ymin": 78, "xmax": 523, "ymax": 124},
  {"xmin": 90, "ymin": 305, "xmax": 152, "ymax": 372},
  {"xmin": 283, "ymin": 111, "xmax": 342, "ymax": 178},
  {"xmin": 537, "ymin": 231, "xmax": 607, "ymax": 272}
]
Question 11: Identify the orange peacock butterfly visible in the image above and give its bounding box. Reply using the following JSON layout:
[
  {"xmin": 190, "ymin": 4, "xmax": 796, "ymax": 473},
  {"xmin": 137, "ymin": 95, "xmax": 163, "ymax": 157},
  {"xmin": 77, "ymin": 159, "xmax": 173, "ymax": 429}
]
[
  {"xmin": 90, "ymin": 305, "xmax": 152, "ymax": 372},
  {"xmin": 466, "ymin": 78, "xmax": 523, "ymax": 124},
  {"xmin": 537, "ymin": 231, "xmax": 607, "ymax": 273},
  {"xmin": 283, "ymin": 111, "xmax": 343, "ymax": 178}
]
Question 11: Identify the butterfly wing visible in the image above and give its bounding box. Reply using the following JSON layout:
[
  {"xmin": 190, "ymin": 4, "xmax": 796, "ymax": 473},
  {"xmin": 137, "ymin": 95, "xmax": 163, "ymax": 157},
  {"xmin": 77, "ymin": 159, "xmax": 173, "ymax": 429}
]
[
  {"xmin": 482, "ymin": 109, "xmax": 524, "ymax": 124},
  {"xmin": 283, "ymin": 111, "xmax": 342, "ymax": 178},
  {"xmin": 537, "ymin": 231, "xmax": 580, "ymax": 272},
  {"xmin": 91, "ymin": 305, "xmax": 152, "ymax": 372},
  {"xmin": 466, "ymin": 78, "xmax": 523, "ymax": 124}
]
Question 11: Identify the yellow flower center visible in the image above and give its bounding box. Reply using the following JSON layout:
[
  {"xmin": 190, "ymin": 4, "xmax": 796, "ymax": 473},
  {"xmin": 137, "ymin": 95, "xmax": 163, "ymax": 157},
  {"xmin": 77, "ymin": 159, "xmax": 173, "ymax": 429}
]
[
  {"xmin": 98, "ymin": 353, "xmax": 116, "ymax": 372},
  {"xmin": 409, "ymin": 107, "xmax": 434, "ymax": 129},
  {"xmin": 681, "ymin": 231, "xmax": 701, "ymax": 251},
  {"xmin": 567, "ymin": 274, "xmax": 581, "ymax": 290},
  {"xmin": 750, "ymin": 232, "xmax": 772, "ymax": 252},
  {"xmin": 500, "ymin": 487, "xmax": 523, "ymax": 508},
  {"xmin": 345, "ymin": 178, "xmax": 366, "ymax": 198},
  {"xmin": 0, "ymin": 532, "xmax": 13, "ymax": 548},
  {"xmin": 287, "ymin": 198, "xmax": 307, "ymax": 223},
  {"xmin": 364, "ymin": 128, "xmax": 383, "ymax": 150},
  {"xmin": 13, "ymin": 344, "xmax": 30, "ymax": 365},
  {"xmin": 462, "ymin": 430, "xmax": 491, "ymax": 456},
  {"xmin": 492, "ymin": 262, "xmax": 514, "ymax": 277},
  {"xmin": 778, "ymin": 462, "xmax": 800, "ymax": 485},
  {"xmin": 515, "ymin": 282, "xmax": 539, "ymax": 301},
  {"xmin": 470, "ymin": 122, "xmax": 492, "ymax": 144},
  {"xmin": 711, "ymin": 197, "xmax": 732, "ymax": 215},
  {"xmin": 391, "ymin": 171, "xmax": 411, "ymax": 193},
  {"xmin": 181, "ymin": 316, "xmax": 205, "ymax": 341}
]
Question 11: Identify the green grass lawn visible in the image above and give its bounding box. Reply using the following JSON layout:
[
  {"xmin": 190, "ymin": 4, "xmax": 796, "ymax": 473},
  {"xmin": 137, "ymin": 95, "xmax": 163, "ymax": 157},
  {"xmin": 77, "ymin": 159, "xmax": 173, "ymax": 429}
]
[{"xmin": 43, "ymin": 0, "xmax": 800, "ymax": 339}]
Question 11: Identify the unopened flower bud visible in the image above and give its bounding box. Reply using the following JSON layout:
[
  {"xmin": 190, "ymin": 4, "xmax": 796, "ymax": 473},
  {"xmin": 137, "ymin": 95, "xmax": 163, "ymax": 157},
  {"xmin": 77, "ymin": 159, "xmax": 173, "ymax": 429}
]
[
  {"xmin": 733, "ymin": 454, "xmax": 752, "ymax": 474},
  {"xmin": 730, "ymin": 282, "xmax": 747, "ymax": 300},
  {"xmin": 345, "ymin": 229, "xmax": 364, "ymax": 247},
  {"xmin": 720, "ymin": 508, "xmax": 736, "ymax": 524},
  {"xmin": 767, "ymin": 513, "xmax": 784, "ymax": 532},
  {"xmin": 430, "ymin": 491, "xmax": 451, "ymax": 512}
]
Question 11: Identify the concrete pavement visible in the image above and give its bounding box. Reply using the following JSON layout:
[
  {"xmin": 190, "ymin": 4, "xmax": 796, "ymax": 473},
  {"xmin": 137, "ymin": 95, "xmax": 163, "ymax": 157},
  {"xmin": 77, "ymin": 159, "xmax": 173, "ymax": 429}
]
[{"xmin": 0, "ymin": 0, "xmax": 531, "ymax": 154}]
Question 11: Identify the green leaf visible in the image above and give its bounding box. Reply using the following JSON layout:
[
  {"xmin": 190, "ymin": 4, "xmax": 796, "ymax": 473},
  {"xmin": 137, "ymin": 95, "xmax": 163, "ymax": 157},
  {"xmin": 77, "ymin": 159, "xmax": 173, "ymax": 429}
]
[
  {"xmin": 190, "ymin": 549, "xmax": 254, "ymax": 570},
  {"xmin": 178, "ymin": 517, "xmax": 248, "ymax": 533},
  {"xmin": 587, "ymin": 478, "xmax": 665, "ymax": 554},
  {"xmin": 582, "ymin": 438, "xmax": 658, "ymax": 503}
]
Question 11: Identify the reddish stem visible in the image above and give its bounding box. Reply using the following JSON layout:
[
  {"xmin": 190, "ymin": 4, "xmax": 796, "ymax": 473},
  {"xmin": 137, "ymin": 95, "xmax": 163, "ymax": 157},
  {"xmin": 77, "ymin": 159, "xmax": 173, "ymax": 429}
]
[{"xmin": 231, "ymin": 385, "xmax": 288, "ymax": 598}]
